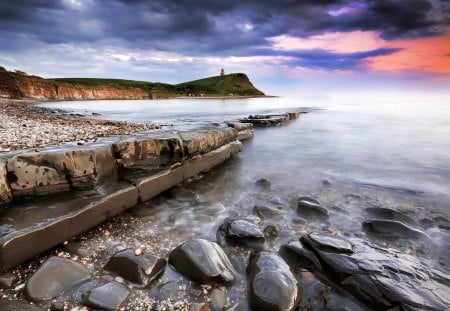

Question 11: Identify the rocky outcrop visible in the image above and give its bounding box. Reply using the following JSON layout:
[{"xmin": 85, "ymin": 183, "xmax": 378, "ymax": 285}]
[{"xmin": 300, "ymin": 233, "xmax": 450, "ymax": 310}]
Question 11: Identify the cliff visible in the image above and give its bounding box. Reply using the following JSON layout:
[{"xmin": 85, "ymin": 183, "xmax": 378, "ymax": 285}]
[{"xmin": 0, "ymin": 66, "xmax": 265, "ymax": 100}]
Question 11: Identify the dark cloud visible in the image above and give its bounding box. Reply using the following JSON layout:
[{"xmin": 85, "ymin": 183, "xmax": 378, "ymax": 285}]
[{"xmin": 0, "ymin": 0, "xmax": 448, "ymax": 72}]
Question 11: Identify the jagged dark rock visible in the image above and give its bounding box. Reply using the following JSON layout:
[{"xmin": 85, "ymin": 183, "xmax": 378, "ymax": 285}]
[
  {"xmin": 254, "ymin": 205, "xmax": 286, "ymax": 219},
  {"xmin": 217, "ymin": 218, "xmax": 265, "ymax": 248},
  {"xmin": 300, "ymin": 233, "xmax": 450, "ymax": 310},
  {"xmin": 279, "ymin": 241, "xmax": 322, "ymax": 270}
]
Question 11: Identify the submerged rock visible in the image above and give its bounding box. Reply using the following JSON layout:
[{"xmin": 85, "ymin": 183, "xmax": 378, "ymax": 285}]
[
  {"xmin": 168, "ymin": 239, "xmax": 237, "ymax": 284},
  {"xmin": 254, "ymin": 205, "xmax": 286, "ymax": 219},
  {"xmin": 104, "ymin": 249, "xmax": 166, "ymax": 286},
  {"xmin": 297, "ymin": 197, "xmax": 329, "ymax": 217},
  {"xmin": 247, "ymin": 251, "xmax": 300, "ymax": 311},
  {"xmin": 362, "ymin": 219, "xmax": 429, "ymax": 239},
  {"xmin": 210, "ymin": 287, "xmax": 228, "ymax": 311},
  {"xmin": 300, "ymin": 233, "xmax": 450, "ymax": 310},
  {"xmin": 82, "ymin": 281, "xmax": 130, "ymax": 310},
  {"xmin": 217, "ymin": 218, "xmax": 265, "ymax": 248},
  {"xmin": 25, "ymin": 257, "xmax": 91, "ymax": 303},
  {"xmin": 255, "ymin": 178, "xmax": 271, "ymax": 187},
  {"xmin": 0, "ymin": 272, "xmax": 18, "ymax": 289},
  {"xmin": 364, "ymin": 207, "xmax": 418, "ymax": 225}
]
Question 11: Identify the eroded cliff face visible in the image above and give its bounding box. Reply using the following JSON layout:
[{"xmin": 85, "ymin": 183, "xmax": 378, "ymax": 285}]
[{"xmin": 0, "ymin": 68, "xmax": 149, "ymax": 100}]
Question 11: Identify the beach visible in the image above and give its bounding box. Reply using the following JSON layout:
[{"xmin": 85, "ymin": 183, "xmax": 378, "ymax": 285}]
[{"xmin": 0, "ymin": 99, "xmax": 160, "ymax": 152}]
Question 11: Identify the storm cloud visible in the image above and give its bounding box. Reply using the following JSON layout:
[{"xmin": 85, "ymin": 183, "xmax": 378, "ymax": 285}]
[{"xmin": 0, "ymin": 0, "xmax": 448, "ymax": 77}]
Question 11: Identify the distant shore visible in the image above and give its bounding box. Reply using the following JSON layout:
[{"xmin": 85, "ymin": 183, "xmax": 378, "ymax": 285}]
[
  {"xmin": 174, "ymin": 94, "xmax": 277, "ymax": 99},
  {"xmin": 0, "ymin": 99, "xmax": 159, "ymax": 152}
]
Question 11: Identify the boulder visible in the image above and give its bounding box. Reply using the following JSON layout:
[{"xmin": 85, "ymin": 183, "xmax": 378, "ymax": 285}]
[
  {"xmin": 247, "ymin": 251, "xmax": 300, "ymax": 311},
  {"xmin": 362, "ymin": 219, "xmax": 429, "ymax": 239},
  {"xmin": 82, "ymin": 281, "xmax": 130, "ymax": 310},
  {"xmin": 297, "ymin": 197, "xmax": 329, "ymax": 217},
  {"xmin": 104, "ymin": 249, "xmax": 166, "ymax": 286},
  {"xmin": 168, "ymin": 239, "xmax": 237, "ymax": 284},
  {"xmin": 25, "ymin": 257, "xmax": 91, "ymax": 303},
  {"xmin": 300, "ymin": 233, "xmax": 450, "ymax": 310},
  {"xmin": 217, "ymin": 218, "xmax": 265, "ymax": 248}
]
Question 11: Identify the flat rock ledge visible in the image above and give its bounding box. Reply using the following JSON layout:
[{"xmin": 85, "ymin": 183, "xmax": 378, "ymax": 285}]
[
  {"xmin": 0, "ymin": 124, "xmax": 246, "ymax": 271},
  {"xmin": 240, "ymin": 111, "xmax": 301, "ymax": 127}
]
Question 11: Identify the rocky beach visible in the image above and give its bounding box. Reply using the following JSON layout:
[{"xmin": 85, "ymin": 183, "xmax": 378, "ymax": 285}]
[
  {"xmin": 0, "ymin": 99, "xmax": 160, "ymax": 152},
  {"xmin": 0, "ymin": 97, "xmax": 449, "ymax": 311}
]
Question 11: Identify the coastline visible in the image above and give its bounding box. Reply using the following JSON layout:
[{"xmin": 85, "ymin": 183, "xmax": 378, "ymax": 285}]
[{"xmin": 0, "ymin": 99, "xmax": 160, "ymax": 152}]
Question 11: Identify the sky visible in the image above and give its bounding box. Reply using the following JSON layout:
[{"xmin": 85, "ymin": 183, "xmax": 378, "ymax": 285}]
[{"xmin": 0, "ymin": 0, "xmax": 449, "ymax": 95}]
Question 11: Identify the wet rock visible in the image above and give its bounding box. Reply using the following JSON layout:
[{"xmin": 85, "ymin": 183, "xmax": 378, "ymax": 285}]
[
  {"xmin": 297, "ymin": 197, "xmax": 329, "ymax": 217},
  {"xmin": 50, "ymin": 301, "xmax": 64, "ymax": 311},
  {"xmin": 168, "ymin": 239, "xmax": 237, "ymax": 284},
  {"xmin": 211, "ymin": 287, "xmax": 228, "ymax": 311},
  {"xmin": 82, "ymin": 281, "xmax": 130, "ymax": 311},
  {"xmin": 301, "ymin": 232, "xmax": 354, "ymax": 255},
  {"xmin": 254, "ymin": 205, "xmax": 286, "ymax": 218},
  {"xmin": 240, "ymin": 114, "xmax": 290, "ymax": 127},
  {"xmin": 279, "ymin": 241, "xmax": 322, "ymax": 270},
  {"xmin": 362, "ymin": 219, "xmax": 429, "ymax": 239},
  {"xmin": 217, "ymin": 218, "xmax": 265, "ymax": 248},
  {"xmin": 0, "ymin": 299, "xmax": 43, "ymax": 310},
  {"xmin": 322, "ymin": 179, "xmax": 332, "ymax": 186},
  {"xmin": 0, "ymin": 272, "xmax": 18, "ymax": 289},
  {"xmin": 301, "ymin": 233, "xmax": 450, "ymax": 310},
  {"xmin": 364, "ymin": 207, "xmax": 418, "ymax": 225},
  {"xmin": 268, "ymin": 196, "xmax": 287, "ymax": 206},
  {"xmin": 255, "ymin": 178, "xmax": 271, "ymax": 187},
  {"xmin": 247, "ymin": 251, "xmax": 301, "ymax": 311},
  {"xmin": 25, "ymin": 256, "xmax": 91, "ymax": 303},
  {"xmin": 104, "ymin": 249, "xmax": 166, "ymax": 286}
]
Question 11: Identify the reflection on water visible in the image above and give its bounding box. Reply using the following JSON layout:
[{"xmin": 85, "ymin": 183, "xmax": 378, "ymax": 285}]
[{"xmin": 39, "ymin": 94, "xmax": 450, "ymax": 309}]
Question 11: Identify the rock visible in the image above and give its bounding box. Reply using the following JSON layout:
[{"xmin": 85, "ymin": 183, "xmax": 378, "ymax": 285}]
[
  {"xmin": 25, "ymin": 256, "xmax": 91, "ymax": 303},
  {"xmin": 0, "ymin": 272, "xmax": 19, "ymax": 289},
  {"xmin": 300, "ymin": 233, "xmax": 450, "ymax": 310},
  {"xmin": 168, "ymin": 239, "xmax": 237, "ymax": 284},
  {"xmin": 104, "ymin": 249, "xmax": 166, "ymax": 286},
  {"xmin": 211, "ymin": 287, "xmax": 228, "ymax": 311},
  {"xmin": 254, "ymin": 205, "xmax": 286, "ymax": 218},
  {"xmin": 255, "ymin": 178, "xmax": 271, "ymax": 187},
  {"xmin": 268, "ymin": 196, "xmax": 287, "ymax": 206},
  {"xmin": 82, "ymin": 281, "xmax": 130, "ymax": 310},
  {"xmin": 301, "ymin": 233, "xmax": 354, "ymax": 255},
  {"xmin": 364, "ymin": 207, "xmax": 418, "ymax": 225},
  {"xmin": 362, "ymin": 219, "xmax": 429, "ymax": 239},
  {"xmin": 263, "ymin": 225, "xmax": 279, "ymax": 238},
  {"xmin": 247, "ymin": 251, "xmax": 300, "ymax": 311},
  {"xmin": 0, "ymin": 299, "xmax": 43, "ymax": 310},
  {"xmin": 217, "ymin": 218, "xmax": 265, "ymax": 247},
  {"xmin": 50, "ymin": 301, "xmax": 65, "ymax": 311},
  {"xmin": 297, "ymin": 197, "xmax": 329, "ymax": 217},
  {"xmin": 279, "ymin": 241, "xmax": 322, "ymax": 270}
]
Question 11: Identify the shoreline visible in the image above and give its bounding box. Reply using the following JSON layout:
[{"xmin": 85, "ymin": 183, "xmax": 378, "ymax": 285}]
[{"xmin": 0, "ymin": 99, "xmax": 160, "ymax": 152}]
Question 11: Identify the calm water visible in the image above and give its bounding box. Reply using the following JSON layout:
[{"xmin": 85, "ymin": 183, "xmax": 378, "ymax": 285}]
[{"xmin": 39, "ymin": 94, "xmax": 450, "ymax": 309}]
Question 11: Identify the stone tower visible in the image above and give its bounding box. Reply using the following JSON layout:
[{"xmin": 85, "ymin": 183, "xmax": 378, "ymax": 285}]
[{"xmin": 220, "ymin": 68, "xmax": 224, "ymax": 76}]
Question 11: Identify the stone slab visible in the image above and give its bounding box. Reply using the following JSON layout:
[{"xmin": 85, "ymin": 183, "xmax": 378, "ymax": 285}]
[
  {"xmin": 179, "ymin": 127, "xmax": 237, "ymax": 156},
  {"xmin": 6, "ymin": 145, "xmax": 117, "ymax": 197},
  {"xmin": 0, "ymin": 182, "xmax": 138, "ymax": 271}
]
